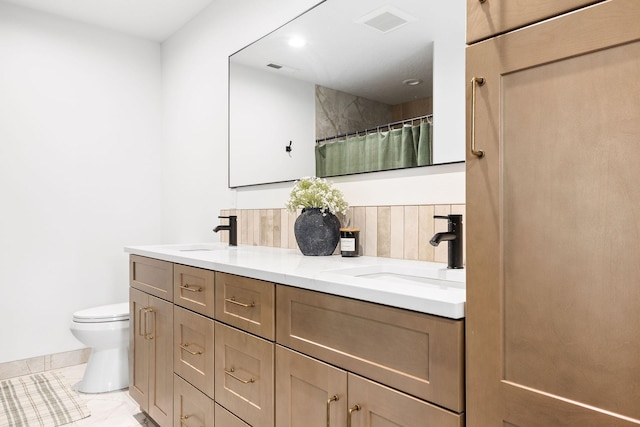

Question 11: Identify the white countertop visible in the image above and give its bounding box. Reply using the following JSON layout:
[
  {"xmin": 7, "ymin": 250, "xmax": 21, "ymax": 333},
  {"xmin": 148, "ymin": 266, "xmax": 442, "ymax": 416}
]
[{"xmin": 124, "ymin": 243, "xmax": 466, "ymax": 319}]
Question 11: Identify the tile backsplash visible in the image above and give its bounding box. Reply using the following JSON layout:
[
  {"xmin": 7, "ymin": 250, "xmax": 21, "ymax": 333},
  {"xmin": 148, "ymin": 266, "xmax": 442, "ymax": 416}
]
[{"xmin": 221, "ymin": 204, "xmax": 465, "ymax": 264}]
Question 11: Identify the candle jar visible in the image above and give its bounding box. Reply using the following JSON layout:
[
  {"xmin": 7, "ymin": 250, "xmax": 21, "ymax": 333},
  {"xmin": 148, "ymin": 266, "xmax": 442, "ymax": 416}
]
[{"xmin": 340, "ymin": 228, "xmax": 360, "ymax": 257}]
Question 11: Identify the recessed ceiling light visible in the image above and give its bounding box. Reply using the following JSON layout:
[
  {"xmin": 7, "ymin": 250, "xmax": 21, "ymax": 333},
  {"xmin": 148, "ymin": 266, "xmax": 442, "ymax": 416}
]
[
  {"xmin": 402, "ymin": 78, "xmax": 423, "ymax": 86},
  {"xmin": 288, "ymin": 36, "xmax": 306, "ymax": 48}
]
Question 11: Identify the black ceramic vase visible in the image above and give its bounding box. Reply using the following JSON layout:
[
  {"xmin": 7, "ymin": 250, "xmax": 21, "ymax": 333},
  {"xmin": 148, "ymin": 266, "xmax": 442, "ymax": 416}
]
[{"xmin": 294, "ymin": 207, "xmax": 341, "ymax": 256}]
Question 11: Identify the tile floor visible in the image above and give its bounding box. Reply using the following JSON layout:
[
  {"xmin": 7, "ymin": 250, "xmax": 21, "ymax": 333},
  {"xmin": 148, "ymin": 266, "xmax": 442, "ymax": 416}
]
[{"xmin": 56, "ymin": 364, "xmax": 158, "ymax": 427}]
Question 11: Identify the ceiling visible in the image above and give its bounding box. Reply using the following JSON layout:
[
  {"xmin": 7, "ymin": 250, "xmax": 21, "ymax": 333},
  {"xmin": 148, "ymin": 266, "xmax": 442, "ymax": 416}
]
[{"xmin": 0, "ymin": 0, "xmax": 216, "ymax": 41}]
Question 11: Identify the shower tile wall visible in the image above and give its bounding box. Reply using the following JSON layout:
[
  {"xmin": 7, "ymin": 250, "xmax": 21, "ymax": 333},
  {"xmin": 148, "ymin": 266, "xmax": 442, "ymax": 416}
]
[
  {"xmin": 220, "ymin": 204, "xmax": 466, "ymax": 264},
  {"xmin": 315, "ymin": 85, "xmax": 392, "ymax": 140}
]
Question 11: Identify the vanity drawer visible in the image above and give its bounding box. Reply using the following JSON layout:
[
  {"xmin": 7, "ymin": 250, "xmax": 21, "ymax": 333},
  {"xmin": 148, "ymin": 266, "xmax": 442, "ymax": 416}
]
[
  {"xmin": 174, "ymin": 374, "xmax": 213, "ymax": 427},
  {"xmin": 174, "ymin": 264, "xmax": 215, "ymax": 317},
  {"xmin": 276, "ymin": 285, "xmax": 465, "ymax": 413},
  {"xmin": 215, "ymin": 272, "xmax": 275, "ymax": 340},
  {"xmin": 215, "ymin": 403, "xmax": 250, "ymax": 427},
  {"xmin": 214, "ymin": 322, "xmax": 274, "ymax": 427},
  {"xmin": 130, "ymin": 255, "xmax": 173, "ymax": 301},
  {"xmin": 466, "ymin": 0, "xmax": 602, "ymax": 43},
  {"xmin": 174, "ymin": 306, "xmax": 214, "ymax": 398}
]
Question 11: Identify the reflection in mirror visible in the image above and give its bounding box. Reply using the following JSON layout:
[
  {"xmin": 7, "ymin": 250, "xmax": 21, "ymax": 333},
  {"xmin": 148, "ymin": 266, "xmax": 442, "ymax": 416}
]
[{"xmin": 229, "ymin": 0, "xmax": 462, "ymax": 188}]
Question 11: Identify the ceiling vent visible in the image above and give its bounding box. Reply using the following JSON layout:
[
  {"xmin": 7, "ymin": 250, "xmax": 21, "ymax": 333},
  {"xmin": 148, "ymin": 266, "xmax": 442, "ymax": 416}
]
[
  {"xmin": 267, "ymin": 63, "xmax": 283, "ymax": 69},
  {"xmin": 357, "ymin": 6, "xmax": 416, "ymax": 33}
]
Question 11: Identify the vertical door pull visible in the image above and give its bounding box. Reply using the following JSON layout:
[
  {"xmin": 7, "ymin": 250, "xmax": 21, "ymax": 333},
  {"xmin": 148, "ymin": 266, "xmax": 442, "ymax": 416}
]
[
  {"xmin": 470, "ymin": 76, "xmax": 486, "ymax": 158},
  {"xmin": 326, "ymin": 395, "xmax": 339, "ymax": 427},
  {"xmin": 347, "ymin": 404, "xmax": 361, "ymax": 427}
]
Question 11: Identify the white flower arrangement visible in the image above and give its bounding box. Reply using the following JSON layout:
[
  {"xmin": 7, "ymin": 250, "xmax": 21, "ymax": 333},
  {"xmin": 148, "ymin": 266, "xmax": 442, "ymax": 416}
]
[{"xmin": 286, "ymin": 176, "xmax": 348, "ymax": 216}]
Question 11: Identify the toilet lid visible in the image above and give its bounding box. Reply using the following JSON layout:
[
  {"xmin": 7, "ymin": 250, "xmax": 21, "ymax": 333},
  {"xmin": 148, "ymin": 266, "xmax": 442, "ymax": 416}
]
[{"xmin": 73, "ymin": 302, "xmax": 129, "ymax": 323}]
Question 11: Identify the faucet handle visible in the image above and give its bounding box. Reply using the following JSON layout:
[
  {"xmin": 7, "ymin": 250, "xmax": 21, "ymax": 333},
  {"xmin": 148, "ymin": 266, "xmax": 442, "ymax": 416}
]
[{"xmin": 434, "ymin": 215, "xmax": 450, "ymax": 220}]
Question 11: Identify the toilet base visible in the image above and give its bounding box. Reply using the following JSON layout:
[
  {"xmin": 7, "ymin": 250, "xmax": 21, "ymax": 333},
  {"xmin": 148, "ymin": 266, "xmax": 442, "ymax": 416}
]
[{"xmin": 77, "ymin": 346, "xmax": 129, "ymax": 393}]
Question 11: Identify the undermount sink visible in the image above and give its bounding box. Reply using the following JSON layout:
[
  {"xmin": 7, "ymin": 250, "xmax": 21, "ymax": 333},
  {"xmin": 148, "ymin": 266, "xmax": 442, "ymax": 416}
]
[
  {"xmin": 165, "ymin": 243, "xmax": 231, "ymax": 252},
  {"xmin": 321, "ymin": 263, "xmax": 465, "ymax": 287},
  {"xmin": 317, "ymin": 263, "xmax": 465, "ymax": 318}
]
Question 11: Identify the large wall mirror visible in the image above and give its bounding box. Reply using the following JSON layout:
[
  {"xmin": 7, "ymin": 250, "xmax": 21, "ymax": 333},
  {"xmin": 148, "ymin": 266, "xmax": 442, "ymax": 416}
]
[{"xmin": 229, "ymin": 0, "xmax": 464, "ymax": 188}]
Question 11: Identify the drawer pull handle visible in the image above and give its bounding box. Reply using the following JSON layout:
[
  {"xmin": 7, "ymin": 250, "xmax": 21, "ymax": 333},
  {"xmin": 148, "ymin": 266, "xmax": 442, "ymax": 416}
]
[
  {"xmin": 224, "ymin": 367, "xmax": 255, "ymax": 384},
  {"xmin": 180, "ymin": 415, "xmax": 203, "ymax": 427},
  {"xmin": 327, "ymin": 395, "xmax": 339, "ymax": 427},
  {"xmin": 347, "ymin": 404, "xmax": 361, "ymax": 427},
  {"xmin": 225, "ymin": 296, "xmax": 255, "ymax": 308},
  {"xmin": 180, "ymin": 343, "xmax": 203, "ymax": 355},
  {"xmin": 180, "ymin": 284, "xmax": 203, "ymax": 292},
  {"xmin": 470, "ymin": 76, "xmax": 485, "ymax": 158}
]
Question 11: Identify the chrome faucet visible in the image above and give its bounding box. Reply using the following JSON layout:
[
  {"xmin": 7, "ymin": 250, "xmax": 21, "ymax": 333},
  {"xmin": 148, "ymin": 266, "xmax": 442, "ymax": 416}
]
[
  {"xmin": 213, "ymin": 215, "xmax": 237, "ymax": 246},
  {"xmin": 430, "ymin": 214, "xmax": 463, "ymax": 269}
]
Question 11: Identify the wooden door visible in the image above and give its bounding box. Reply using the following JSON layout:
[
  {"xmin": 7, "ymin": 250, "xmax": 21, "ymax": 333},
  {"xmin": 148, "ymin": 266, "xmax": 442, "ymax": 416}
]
[
  {"xmin": 147, "ymin": 294, "xmax": 174, "ymax": 426},
  {"xmin": 275, "ymin": 346, "xmax": 347, "ymax": 427},
  {"xmin": 466, "ymin": 1, "xmax": 640, "ymax": 425},
  {"xmin": 129, "ymin": 288, "xmax": 149, "ymax": 411},
  {"xmin": 466, "ymin": 0, "xmax": 603, "ymax": 43},
  {"xmin": 347, "ymin": 374, "xmax": 463, "ymax": 427}
]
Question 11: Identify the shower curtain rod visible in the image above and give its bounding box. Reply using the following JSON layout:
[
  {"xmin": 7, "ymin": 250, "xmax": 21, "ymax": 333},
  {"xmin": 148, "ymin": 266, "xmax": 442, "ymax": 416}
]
[{"xmin": 315, "ymin": 114, "xmax": 432, "ymax": 144}]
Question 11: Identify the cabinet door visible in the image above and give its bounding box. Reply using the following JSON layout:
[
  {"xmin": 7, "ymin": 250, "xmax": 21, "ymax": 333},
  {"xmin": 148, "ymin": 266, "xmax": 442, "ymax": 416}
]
[
  {"xmin": 146, "ymin": 294, "xmax": 174, "ymax": 426},
  {"xmin": 174, "ymin": 375, "xmax": 214, "ymax": 427},
  {"xmin": 347, "ymin": 374, "xmax": 463, "ymax": 427},
  {"xmin": 214, "ymin": 322, "xmax": 274, "ymax": 427},
  {"xmin": 129, "ymin": 288, "xmax": 149, "ymax": 411},
  {"xmin": 466, "ymin": 0, "xmax": 603, "ymax": 43},
  {"xmin": 174, "ymin": 264, "xmax": 215, "ymax": 317},
  {"xmin": 174, "ymin": 306, "xmax": 214, "ymax": 398},
  {"xmin": 466, "ymin": 1, "xmax": 640, "ymax": 425},
  {"xmin": 275, "ymin": 346, "xmax": 347, "ymax": 427}
]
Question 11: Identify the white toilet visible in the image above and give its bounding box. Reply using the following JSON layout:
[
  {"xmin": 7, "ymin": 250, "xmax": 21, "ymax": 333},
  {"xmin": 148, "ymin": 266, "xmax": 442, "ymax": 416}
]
[{"xmin": 69, "ymin": 302, "xmax": 130, "ymax": 393}]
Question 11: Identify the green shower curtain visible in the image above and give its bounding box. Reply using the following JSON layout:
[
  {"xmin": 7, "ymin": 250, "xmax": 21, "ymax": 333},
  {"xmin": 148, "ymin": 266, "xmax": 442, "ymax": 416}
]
[{"xmin": 315, "ymin": 121, "xmax": 432, "ymax": 177}]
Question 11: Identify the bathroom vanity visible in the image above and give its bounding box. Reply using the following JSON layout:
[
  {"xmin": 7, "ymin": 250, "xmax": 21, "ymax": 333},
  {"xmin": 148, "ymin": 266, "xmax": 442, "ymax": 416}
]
[{"xmin": 125, "ymin": 243, "xmax": 466, "ymax": 427}]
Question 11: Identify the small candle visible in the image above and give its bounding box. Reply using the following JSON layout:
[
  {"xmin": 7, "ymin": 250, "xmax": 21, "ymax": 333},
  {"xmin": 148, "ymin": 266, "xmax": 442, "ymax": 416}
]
[{"xmin": 340, "ymin": 228, "xmax": 360, "ymax": 257}]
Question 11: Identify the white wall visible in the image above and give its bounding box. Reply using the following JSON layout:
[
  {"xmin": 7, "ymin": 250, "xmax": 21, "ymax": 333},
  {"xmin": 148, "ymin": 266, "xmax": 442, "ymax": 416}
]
[
  {"xmin": 0, "ymin": 3, "xmax": 163, "ymax": 363},
  {"xmin": 160, "ymin": 0, "xmax": 322, "ymax": 242}
]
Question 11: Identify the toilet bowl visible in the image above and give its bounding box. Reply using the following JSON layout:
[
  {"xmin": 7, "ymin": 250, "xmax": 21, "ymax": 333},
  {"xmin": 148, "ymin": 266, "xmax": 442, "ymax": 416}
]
[{"xmin": 69, "ymin": 302, "xmax": 130, "ymax": 393}]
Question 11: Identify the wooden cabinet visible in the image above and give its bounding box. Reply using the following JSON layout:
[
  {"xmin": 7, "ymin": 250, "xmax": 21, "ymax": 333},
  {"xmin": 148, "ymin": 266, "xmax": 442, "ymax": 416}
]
[
  {"xmin": 466, "ymin": 1, "xmax": 640, "ymax": 425},
  {"xmin": 466, "ymin": 0, "xmax": 603, "ymax": 43},
  {"xmin": 174, "ymin": 264, "xmax": 215, "ymax": 317},
  {"xmin": 276, "ymin": 285, "xmax": 464, "ymax": 413},
  {"xmin": 214, "ymin": 272, "xmax": 275, "ymax": 340},
  {"xmin": 174, "ymin": 374, "xmax": 214, "ymax": 427},
  {"xmin": 214, "ymin": 322, "xmax": 274, "ymax": 427},
  {"xmin": 173, "ymin": 306, "xmax": 214, "ymax": 398},
  {"xmin": 129, "ymin": 254, "xmax": 465, "ymax": 426},
  {"xmin": 129, "ymin": 287, "xmax": 174, "ymax": 427},
  {"xmin": 275, "ymin": 346, "xmax": 347, "ymax": 427}
]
